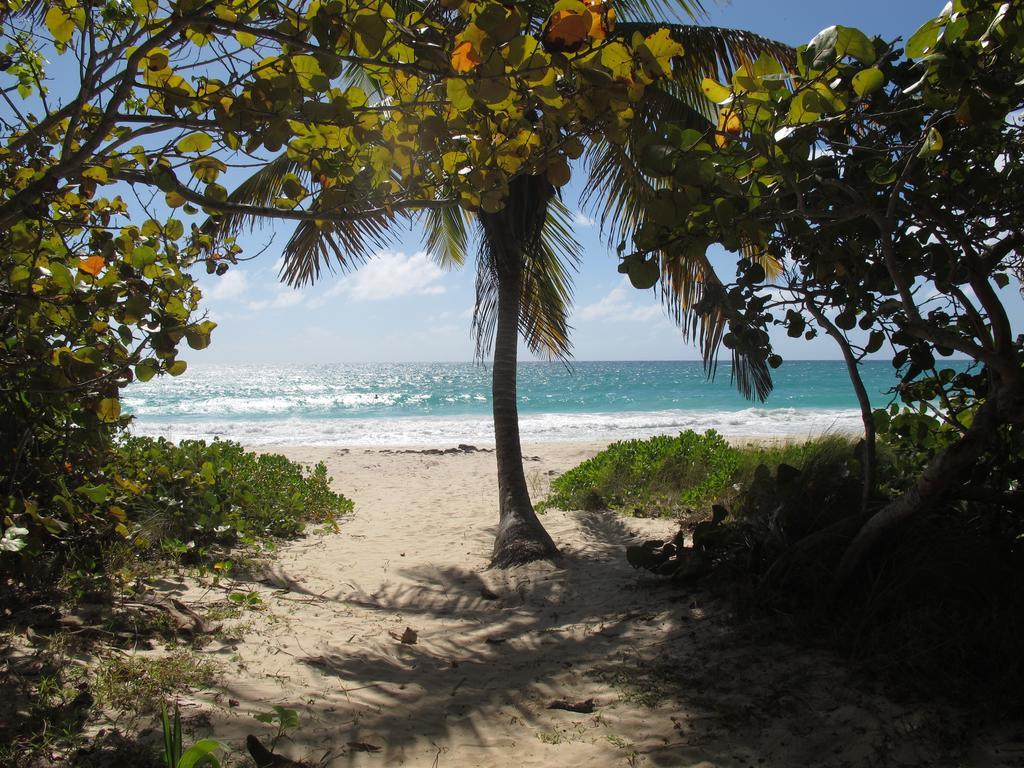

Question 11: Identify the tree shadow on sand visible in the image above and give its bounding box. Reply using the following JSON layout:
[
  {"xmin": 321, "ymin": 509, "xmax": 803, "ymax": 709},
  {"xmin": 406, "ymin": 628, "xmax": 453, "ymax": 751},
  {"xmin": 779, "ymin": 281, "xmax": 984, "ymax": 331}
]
[{"xmin": 209, "ymin": 509, "xmax": 977, "ymax": 768}]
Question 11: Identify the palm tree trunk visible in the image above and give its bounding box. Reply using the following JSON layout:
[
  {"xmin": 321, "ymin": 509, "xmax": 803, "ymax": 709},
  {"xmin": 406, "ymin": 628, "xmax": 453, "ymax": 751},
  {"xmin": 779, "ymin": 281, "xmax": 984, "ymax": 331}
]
[
  {"xmin": 481, "ymin": 175, "xmax": 561, "ymax": 568},
  {"xmin": 489, "ymin": 250, "xmax": 560, "ymax": 567}
]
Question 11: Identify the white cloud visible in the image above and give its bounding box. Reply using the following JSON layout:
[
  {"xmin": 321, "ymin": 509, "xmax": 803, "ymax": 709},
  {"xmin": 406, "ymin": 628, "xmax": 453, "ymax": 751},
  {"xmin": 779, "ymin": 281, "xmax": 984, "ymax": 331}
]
[
  {"xmin": 574, "ymin": 210, "xmax": 596, "ymax": 227},
  {"xmin": 247, "ymin": 288, "xmax": 305, "ymax": 311},
  {"xmin": 320, "ymin": 250, "xmax": 446, "ymax": 302},
  {"xmin": 577, "ymin": 284, "xmax": 664, "ymax": 323},
  {"xmin": 202, "ymin": 269, "xmax": 249, "ymax": 301}
]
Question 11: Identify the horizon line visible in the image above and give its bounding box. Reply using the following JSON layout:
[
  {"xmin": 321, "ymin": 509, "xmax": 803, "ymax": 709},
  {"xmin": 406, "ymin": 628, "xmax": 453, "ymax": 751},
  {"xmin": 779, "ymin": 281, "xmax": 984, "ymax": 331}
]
[{"xmin": 179, "ymin": 357, "xmax": 968, "ymax": 365}]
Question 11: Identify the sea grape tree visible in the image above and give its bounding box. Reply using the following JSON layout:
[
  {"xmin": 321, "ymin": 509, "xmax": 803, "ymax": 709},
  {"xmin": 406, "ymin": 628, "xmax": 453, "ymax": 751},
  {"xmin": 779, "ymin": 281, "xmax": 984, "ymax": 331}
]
[
  {"xmin": 626, "ymin": 0, "xmax": 1024, "ymax": 583},
  {"xmin": 0, "ymin": 0, "xmax": 687, "ymax": 564}
]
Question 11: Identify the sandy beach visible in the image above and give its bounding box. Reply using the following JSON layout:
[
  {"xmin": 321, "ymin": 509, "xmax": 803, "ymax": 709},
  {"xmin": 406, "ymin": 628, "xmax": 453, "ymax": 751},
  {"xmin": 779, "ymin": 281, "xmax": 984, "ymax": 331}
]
[{"xmin": 150, "ymin": 441, "xmax": 1013, "ymax": 767}]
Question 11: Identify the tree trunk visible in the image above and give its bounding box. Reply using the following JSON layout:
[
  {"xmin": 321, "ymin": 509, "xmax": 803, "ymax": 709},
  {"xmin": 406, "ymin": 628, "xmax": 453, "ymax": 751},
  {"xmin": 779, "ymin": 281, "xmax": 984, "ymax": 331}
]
[
  {"xmin": 488, "ymin": 250, "xmax": 560, "ymax": 568},
  {"xmin": 833, "ymin": 375, "xmax": 1024, "ymax": 589},
  {"xmin": 804, "ymin": 298, "xmax": 876, "ymax": 515}
]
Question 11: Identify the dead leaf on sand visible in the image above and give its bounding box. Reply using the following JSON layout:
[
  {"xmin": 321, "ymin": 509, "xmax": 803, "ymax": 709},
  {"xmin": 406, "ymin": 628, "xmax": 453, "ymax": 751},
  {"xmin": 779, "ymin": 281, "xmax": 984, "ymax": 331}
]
[
  {"xmin": 389, "ymin": 626, "xmax": 418, "ymax": 644},
  {"xmin": 547, "ymin": 698, "xmax": 596, "ymax": 713},
  {"xmin": 347, "ymin": 741, "xmax": 382, "ymax": 753}
]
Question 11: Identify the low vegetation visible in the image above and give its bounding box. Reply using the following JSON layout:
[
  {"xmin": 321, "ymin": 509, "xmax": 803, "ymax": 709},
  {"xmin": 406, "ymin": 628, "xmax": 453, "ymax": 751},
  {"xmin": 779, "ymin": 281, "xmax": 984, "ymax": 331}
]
[
  {"xmin": 3, "ymin": 436, "xmax": 352, "ymax": 603},
  {"xmin": 542, "ymin": 429, "xmax": 860, "ymax": 520},
  {"xmin": 547, "ymin": 429, "xmax": 1024, "ymax": 708},
  {"xmin": 0, "ymin": 436, "xmax": 352, "ymax": 765}
]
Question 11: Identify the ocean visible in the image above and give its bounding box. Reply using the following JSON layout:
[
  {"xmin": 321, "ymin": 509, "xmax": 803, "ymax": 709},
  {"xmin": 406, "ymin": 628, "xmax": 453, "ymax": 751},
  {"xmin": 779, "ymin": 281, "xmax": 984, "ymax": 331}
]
[{"xmin": 123, "ymin": 360, "xmax": 923, "ymax": 447}]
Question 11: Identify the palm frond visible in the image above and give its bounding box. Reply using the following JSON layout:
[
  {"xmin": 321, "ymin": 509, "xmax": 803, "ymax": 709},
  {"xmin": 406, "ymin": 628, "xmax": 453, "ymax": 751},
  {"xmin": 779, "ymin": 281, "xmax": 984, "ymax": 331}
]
[
  {"xmin": 472, "ymin": 259, "xmax": 500, "ymax": 362},
  {"xmin": 581, "ymin": 85, "xmax": 709, "ymax": 248},
  {"xmin": 473, "ymin": 176, "xmax": 579, "ymax": 362},
  {"xmin": 660, "ymin": 246, "xmax": 772, "ymax": 401},
  {"xmin": 200, "ymin": 154, "xmax": 305, "ymax": 246},
  {"xmin": 422, "ymin": 204, "xmax": 470, "ymax": 271},
  {"xmin": 517, "ymin": 194, "xmax": 581, "ymax": 360},
  {"xmin": 613, "ymin": 0, "xmax": 706, "ymax": 23},
  {"xmin": 278, "ymin": 199, "xmax": 399, "ymax": 287},
  {"xmin": 578, "ymin": 24, "xmax": 789, "ymax": 401}
]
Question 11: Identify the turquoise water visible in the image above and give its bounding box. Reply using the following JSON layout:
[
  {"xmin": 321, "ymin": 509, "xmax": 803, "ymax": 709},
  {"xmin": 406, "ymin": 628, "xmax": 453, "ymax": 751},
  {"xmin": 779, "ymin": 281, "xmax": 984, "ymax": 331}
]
[{"xmin": 124, "ymin": 360, "xmax": 932, "ymax": 446}]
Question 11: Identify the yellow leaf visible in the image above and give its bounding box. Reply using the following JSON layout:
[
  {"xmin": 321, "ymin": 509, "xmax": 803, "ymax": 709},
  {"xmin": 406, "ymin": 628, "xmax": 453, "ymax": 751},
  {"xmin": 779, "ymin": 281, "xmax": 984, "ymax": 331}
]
[
  {"xmin": 584, "ymin": 0, "xmax": 614, "ymax": 41},
  {"xmin": 701, "ymin": 77, "xmax": 732, "ymax": 104},
  {"xmin": 45, "ymin": 6, "xmax": 76, "ymax": 45},
  {"xmin": 82, "ymin": 166, "xmax": 108, "ymax": 183},
  {"xmin": 78, "ymin": 255, "xmax": 105, "ymax": 276},
  {"xmin": 97, "ymin": 398, "xmax": 121, "ymax": 422},
  {"xmin": 451, "ymin": 40, "xmax": 482, "ymax": 73},
  {"xmin": 641, "ymin": 28, "xmax": 684, "ymax": 78},
  {"xmin": 542, "ymin": 6, "xmax": 592, "ymax": 54},
  {"xmin": 176, "ymin": 132, "xmax": 213, "ymax": 153},
  {"xmin": 716, "ymin": 108, "xmax": 742, "ymax": 148}
]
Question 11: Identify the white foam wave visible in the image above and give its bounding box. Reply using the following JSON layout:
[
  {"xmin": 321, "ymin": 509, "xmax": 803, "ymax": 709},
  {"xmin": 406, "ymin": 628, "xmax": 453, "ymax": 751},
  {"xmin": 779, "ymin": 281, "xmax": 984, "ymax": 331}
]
[{"xmin": 128, "ymin": 408, "xmax": 863, "ymax": 447}]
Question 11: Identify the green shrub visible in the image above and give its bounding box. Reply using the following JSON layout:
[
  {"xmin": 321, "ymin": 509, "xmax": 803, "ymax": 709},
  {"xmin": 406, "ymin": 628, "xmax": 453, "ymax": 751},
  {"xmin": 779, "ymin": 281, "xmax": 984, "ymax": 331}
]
[
  {"xmin": 543, "ymin": 430, "xmax": 740, "ymax": 516},
  {"xmin": 1, "ymin": 436, "xmax": 353, "ymax": 595},
  {"xmin": 109, "ymin": 436, "xmax": 351, "ymax": 547}
]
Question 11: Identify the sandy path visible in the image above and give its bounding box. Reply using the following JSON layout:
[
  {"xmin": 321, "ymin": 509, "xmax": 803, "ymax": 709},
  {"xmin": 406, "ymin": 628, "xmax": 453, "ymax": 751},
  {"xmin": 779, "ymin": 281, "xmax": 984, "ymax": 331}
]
[{"xmin": 171, "ymin": 443, "xmax": 1016, "ymax": 768}]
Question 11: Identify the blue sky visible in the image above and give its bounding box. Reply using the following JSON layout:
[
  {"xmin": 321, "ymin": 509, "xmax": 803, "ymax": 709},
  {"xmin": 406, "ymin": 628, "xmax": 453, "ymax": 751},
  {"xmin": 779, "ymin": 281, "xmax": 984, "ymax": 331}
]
[{"xmin": 193, "ymin": 0, "xmax": 1000, "ymax": 364}]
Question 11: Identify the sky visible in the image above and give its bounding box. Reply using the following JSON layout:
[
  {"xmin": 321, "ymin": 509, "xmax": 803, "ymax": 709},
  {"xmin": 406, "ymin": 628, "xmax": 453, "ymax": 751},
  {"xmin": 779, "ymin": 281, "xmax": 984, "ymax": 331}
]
[{"xmin": 187, "ymin": 0, "xmax": 1016, "ymax": 364}]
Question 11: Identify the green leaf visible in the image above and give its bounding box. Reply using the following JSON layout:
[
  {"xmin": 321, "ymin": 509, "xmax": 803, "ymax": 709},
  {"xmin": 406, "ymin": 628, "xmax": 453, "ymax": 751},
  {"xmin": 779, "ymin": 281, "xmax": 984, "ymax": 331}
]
[
  {"xmin": 205, "ymin": 183, "xmax": 228, "ymax": 203},
  {"xmin": 78, "ymin": 484, "xmax": 111, "ymax": 503},
  {"xmin": 49, "ymin": 262, "xmax": 75, "ymax": 292},
  {"xmin": 82, "ymin": 166, "xmax": 108, "ymax": 183},
  {"xmin": 852, "ymin": 67, "xmax": 885, "ymax": 97},
  {"xmin": 626, "ymin": 255, "xmax": 660, "ymax": 290},
  {"xmin": 167, "ymin": 360, "xmax": 188, "ymax": 376},
  {"xmin": 546, "ymin": 158, "xmax": 571, "ymax": 187},
  {"xmin": 131, "ymin": 245, "xmax": 157, "ymax": 269},
  {"xmin": 273, "ymin": 706, "xmax": 300, "ymax": 729},
  {"xmin": 906, "ymin": 18, "xmax": 942, "ymax": 59},
  {"xmin": 185, "ymin": 320, "xmax": 216, "ymax": 350},
  {"xmin": 804, "ymin": 26, "xmax": 839, "ymax": 70},
  {"xmin": 788, "ymin": 90, "xmax": 822, "ymax": 124},
  {"xmin": 176, "ymin": 133, "xmax": 213, "ymax": 154},
  {"xmin": 135, "ymin": 360, "xmax": 158, "ymax": 382},
  {"xmin": 867, "ymin": 164, "xmax": 898, "ymax": 185},
  {"xmin": 835, "ymin": 26, "xmax": 875, "ymax": 64},
  {"xmin": 164, "ymin": 219, "xmax": 185, "ymax": 240},
  {"xmin": 165, "ymin": 191, "xmax": 187, "ymax": 208},
  {"xmin": 871, "ymin": 408, "xmax": 891, "ymax": 433},
  {"xmin": 177, "ymin": 740, "xmax": 224, "ymax": 768}
]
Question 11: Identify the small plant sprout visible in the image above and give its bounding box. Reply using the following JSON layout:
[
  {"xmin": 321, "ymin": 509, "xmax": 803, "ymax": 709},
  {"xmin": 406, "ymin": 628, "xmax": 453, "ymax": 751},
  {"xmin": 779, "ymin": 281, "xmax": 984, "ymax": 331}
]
[
  {"xmin": 161, "ymin": 702, "xmax": 225, "ymax": 768},
  {"xmin": 254, "ymin": 705, "xmax": 301, "ymax": 750}
]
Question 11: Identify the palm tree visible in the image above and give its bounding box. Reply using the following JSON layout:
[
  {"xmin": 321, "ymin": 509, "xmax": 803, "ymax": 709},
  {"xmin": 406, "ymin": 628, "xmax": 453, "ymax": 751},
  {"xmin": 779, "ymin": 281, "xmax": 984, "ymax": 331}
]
[{"xmin": 208, "ymin": 1, "xmax": 790, "ymax": 567}]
